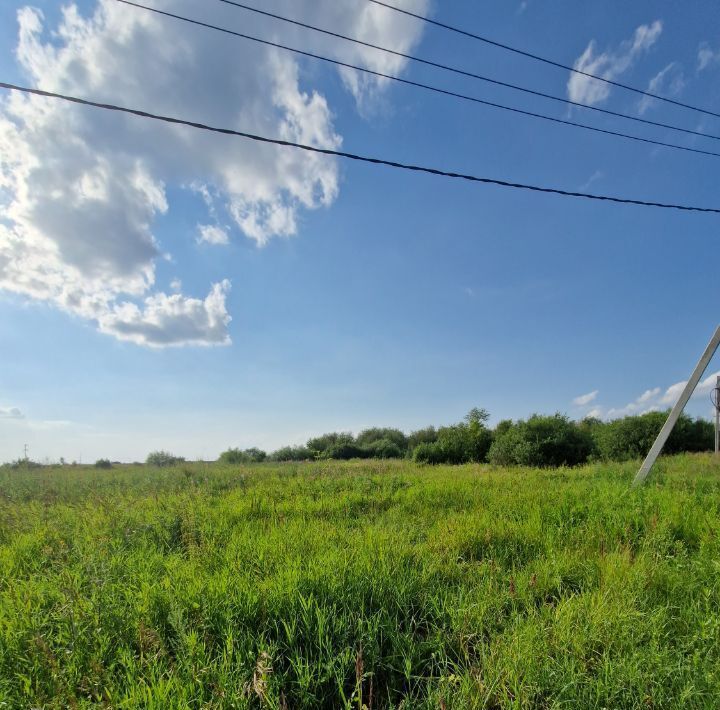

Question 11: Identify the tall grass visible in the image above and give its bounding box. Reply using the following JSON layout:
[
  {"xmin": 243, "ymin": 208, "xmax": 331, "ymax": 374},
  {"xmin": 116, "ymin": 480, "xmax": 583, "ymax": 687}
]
[{"xmin": 1, "ymin": 455, "xmax": 720, "ymax": 708}]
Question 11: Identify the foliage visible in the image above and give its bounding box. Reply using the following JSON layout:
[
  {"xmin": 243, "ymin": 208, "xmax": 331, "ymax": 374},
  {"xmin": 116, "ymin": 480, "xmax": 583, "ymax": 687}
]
[
  {"xmin": 364, "ymin": 438, "xmax": 403, "ymax": 459},
  {"xmin": 145, "ymin": 450, "xmax": 185, "ymax": 467},
  {"xmin": 269, "ymin": 445, "xmax": 311, "ymax": 462},
  {"xmin": 306, "ymin": 432, "xmax": 355, "ymax": 459},
  {"xmin": 218, "ymin": 447, "xmax": 267, "ymax": 464},
  {"xmin": 407, "ymin": 426, "xmax": 438, "ymax": 450},
  {"xmin": 356, "ymin": 427, "xmax": 408, "ymax": 453},
  {"xmin": 488, "ymin": 414, "xmax": 594, "ymax": 467},
  {"xmin": 593, "ymin": 411, "xmax": 712, "ymax": 461},
  {"xmin": 2, "ymin": 455, "xmax": 720, "ymax": 707},
  {"xmin": 94, "ymin": 458, "xmax": 112, "ymax": 469}
]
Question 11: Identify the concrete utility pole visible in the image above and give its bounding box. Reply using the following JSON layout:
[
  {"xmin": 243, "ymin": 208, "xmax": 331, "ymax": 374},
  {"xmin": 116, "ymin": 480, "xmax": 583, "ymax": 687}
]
[
  {"xmin": 633, "ymin": 325, "xmax": 720, "ymax": 486},
  {"xmin": 23, "ymin": 443, "xmax": 28, "ymax": 460},
  {"xmin": 712, "ymin": 376, "xmax": 720, "ymax": 456}
]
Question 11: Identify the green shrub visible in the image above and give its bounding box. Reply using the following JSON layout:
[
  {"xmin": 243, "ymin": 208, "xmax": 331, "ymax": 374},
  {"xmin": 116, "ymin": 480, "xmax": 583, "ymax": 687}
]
[
  {"xmin": 356, "ymin": 427, "xmax": 408, "ymax": 453},
  {"xmin": 269, "ymin": 446, "xmax": 311, "ymax": 462},
  {"xmin": 407, "ymin": 426, "xmax": 438, "ymax": 451},
  {"xmin": 94, "ymin": 459, "xmax": 112, "ymax": 469},
  {"xmin": 488, "ymin": 414, "xmax": 593, "ymax": 467},
  {"xmin": 323, "ymin": 443, "xmax": 369, "ymax": 460},
  {"xmin": 593, "ymin": 411, "xmax": 712, "ymax": 461},
  {"xmin": 146, "ymin": 450, "xmax": 185, "ymax": 467},
  {"xmin": 412, "ymin": 441, "xmax": 445, "ymax": 464},
  {"xmin": 364, "ymin": 438, "xmax": 403, "ymax": 459},
  {"xmin": 218, "ymin": 447, "xmax": 267, "ymax": 464},
  {"xmin": 307, "ymin": 432, "xmax": 355, "ymax": 459},
  {"xmin": 412, "ymin": 410, "xmax": 493, "ymax": 465}
]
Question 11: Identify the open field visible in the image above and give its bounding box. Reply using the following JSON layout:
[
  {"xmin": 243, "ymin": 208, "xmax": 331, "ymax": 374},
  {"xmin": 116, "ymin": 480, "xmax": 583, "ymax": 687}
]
[{"xmin": 1, "ymin": 456, "xmax": 720, "ymax": 708}]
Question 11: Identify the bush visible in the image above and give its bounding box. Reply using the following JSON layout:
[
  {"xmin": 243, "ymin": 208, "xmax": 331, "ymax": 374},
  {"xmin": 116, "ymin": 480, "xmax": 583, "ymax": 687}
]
[
  {"xmin": 593, "ymin": 412, "xmax": 712, "ymax": 461},
  {"xmin": 218, "ymin": 447, "xmax": 267, "ymax": 464},
  {"xmin": 412, "ymin": 442, "xmax": 445, "ymax": 464},
  {"xmin": 364, "ymin": 438, "xmax": 403, "ymax": 459},
  {"xmin": 412, "ymin": 409, "xmax": 493, "ymax": 465},
  {"xmin": 488, "ymin": 414, "xmax": 593, "ymax": 467},
  {"xmin": 356, "ymin": 428, "xmax": 408, "ymax": 453},
  {"xmin": 407, "ymin": 427, "xmax": 438, "ymax": 451},
  {"xmin": 146, "ymin": 451, "xmax": 185, "ymax": 467},
  {"xmin": 307, "ymin": 433, "xmax": 355, "ymax": 459},
  {"xmin": 269, "ymin": 446, "xmax": 311, "ymax": 462},
  {"xmin": 94, "ymin": 459, "xmax": 112, "ymax": 469},
  {"xmin": 323, "ymin": 443, "xmax": 369, "ymax": 460}
]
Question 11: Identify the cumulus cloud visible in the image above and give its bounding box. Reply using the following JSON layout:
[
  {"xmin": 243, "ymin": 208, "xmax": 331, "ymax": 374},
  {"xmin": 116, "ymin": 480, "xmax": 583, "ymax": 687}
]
[
  {"xmin": 0, "ymin": 0, "xmax": 428, "ymax": 346},
  {"xmin": 637, "ymin": 63, "xmax": 685, "ymax": 114},
  {"xmin": 97, "ymin": 280, "xmax": 231, "ymax": 347},
  {"xmin": 0, "ymin": 406, "xmax": 24, "ymax": 419},
  {"xmin": 568, "ymin": 20, "xmax": 663, "ymax": 105},
  {"xmin": 698, "ymin": 42, "xmax": 720, "ymax": 71},
  {"xmin": 596, "ymin": 373, "xmax": 720, "ymax": 420},
  {"xmin": 573, "ymin": 390, "xmax": 599, "ymax": 406}
]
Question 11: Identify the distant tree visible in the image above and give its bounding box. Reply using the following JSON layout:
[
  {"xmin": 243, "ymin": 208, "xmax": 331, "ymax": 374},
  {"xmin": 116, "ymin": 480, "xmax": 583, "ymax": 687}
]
[
  {"xmin": 356, "ymin": 428, "xmax": 408, "ymax": 453},
  {"xmin": 323, "ymin": 442, "xmax": 369, "ymax": 460},
  {"xmin": 413, "ymin": 441, "xmax": 445, "ymax": 464},
  {"xmin": 306, "ymin": 432, "xmax": 355, "ymax": 459},
  {"xmin": 146, "ymin": 450, "xmax": 185, "ymax": 467},
  {"xmin": 94, "ymin": 458, "xmax": 112, "ymax": 469},
  {"xmin": 411, "ymin": 409, "xmax": 493, "ymax": 465},
  {"xmin": 465, "ymin": 408, "xmax": 490, "ymax": 425},
  {"xmin": 219, "ymin": 447, "xmax": 267, "ymax": 464},
  {"xmin": 407, "ymin": 427, "xmax": 438, "ymax": 451},
  {"xmin": 488, "ymin": 414, "xmax": 593, "ymax": 467},
  {"xmin": 592, "ymin": 411, "xmax": 712, "ymax": 461},
  {"xmin": 493, "ymin": 420, "xmax": 513, "ymax": 437},
  {"xmin": 364, "ymin": 438, "xmax": 403, "ymax": 459},
  {"xmin": 269, "ymin": 446, "xmax": 311, "ymax": 462}
]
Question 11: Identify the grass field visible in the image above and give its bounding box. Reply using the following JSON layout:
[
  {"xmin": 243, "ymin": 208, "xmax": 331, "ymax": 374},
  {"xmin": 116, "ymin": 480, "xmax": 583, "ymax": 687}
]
[{"xmin": 1, "ymin": 455, "xmax": 720, "ymax": 708}]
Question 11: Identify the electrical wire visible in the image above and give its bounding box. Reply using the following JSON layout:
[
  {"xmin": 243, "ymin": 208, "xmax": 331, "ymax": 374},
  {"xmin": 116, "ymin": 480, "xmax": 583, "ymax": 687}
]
[
  {"xmin": 114, "ymin": 1, "xmax": 720, "ymax": 160},
  {"xmin": 206, "ymin": 0, "xmax": 720, "ymax": 144},
  {"xmin": 2, "ymin": 80, "xmax": 718, "ymax": 214},
  {"xmin": 366, "ymin": 0, "xmax": 720, "ymax": 121}
]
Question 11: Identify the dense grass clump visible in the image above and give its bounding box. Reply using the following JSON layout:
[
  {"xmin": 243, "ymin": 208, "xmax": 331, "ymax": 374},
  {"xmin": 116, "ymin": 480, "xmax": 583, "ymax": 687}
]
[{"xmin": 1, "ymin": 455, "xmax": 720, "ymax": 708}]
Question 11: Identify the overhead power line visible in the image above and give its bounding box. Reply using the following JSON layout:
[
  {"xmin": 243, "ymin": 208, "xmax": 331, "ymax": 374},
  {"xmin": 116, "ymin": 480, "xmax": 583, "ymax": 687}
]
[
  {"xmin": 1, "ymin": 81, "xmax": 718, "ymax": 214},
  {"xmin": 207, "ymin": 0, "xmax": 719, "ymax": 144},
  {"xmin": 366, "ymin": 0, "xmax": 720, "ymax": 121},
  {"xmin": 114, "ymin": 1, "xmax": 720, "ymax": 160}
]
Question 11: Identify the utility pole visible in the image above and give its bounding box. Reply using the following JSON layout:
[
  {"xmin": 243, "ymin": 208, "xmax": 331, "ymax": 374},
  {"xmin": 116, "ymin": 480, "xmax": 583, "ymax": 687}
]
[
  {"xmin": 634, "ymin": 325, "xmax": 720, "ymax": 486},
  {"xmin": 23, "ymin": 443, "xmax": 28, "ymax": 461},
  {"xmin": 712, "ymin": 376, "xmax": 720, "ymax": 456}
]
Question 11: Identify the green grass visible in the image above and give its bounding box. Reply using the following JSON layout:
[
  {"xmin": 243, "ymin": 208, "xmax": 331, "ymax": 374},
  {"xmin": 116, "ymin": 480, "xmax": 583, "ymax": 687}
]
[{"xmin": 1, "ymin": 455, "xmax": 720, "ymax": 708}]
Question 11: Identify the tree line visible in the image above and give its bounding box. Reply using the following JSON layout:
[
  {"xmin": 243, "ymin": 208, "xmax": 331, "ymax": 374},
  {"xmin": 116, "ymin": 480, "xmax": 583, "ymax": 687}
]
[{"xmin": 194, "ymin": 408, "xmax": 714, "ymax": 468}]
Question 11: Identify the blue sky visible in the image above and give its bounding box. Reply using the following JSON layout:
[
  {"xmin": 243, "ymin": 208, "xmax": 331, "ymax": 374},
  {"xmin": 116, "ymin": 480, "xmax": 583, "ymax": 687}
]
[{"xmin": 1, "ymin": 0, "xmax": 720, "ymax": 462}]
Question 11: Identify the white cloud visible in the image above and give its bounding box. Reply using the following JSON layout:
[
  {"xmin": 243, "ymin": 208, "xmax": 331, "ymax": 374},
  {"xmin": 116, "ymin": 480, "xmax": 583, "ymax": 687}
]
[
  {"xmin": 197, "ymin": 224, "xmax": 229, "ymax": 246},
  {"xmin": 637, "ymin": 387, "xmax": 661, "ymax": 404},
  {"xmin": 585, "ymin": 407, "xmax": 604, "ymax": 419},
  {"xmin": 607, "ymin": 387, "xmax": 662, "ymax": 418},
  {"xmin": 573, "ymin": 389, "xmax": 599, "ymax": 406},
  {"xmin": 637, "ymin": 63, "xmax": 685, "ymax": 114},
  {"xmin": 660, "ymin": 370, "xmax": 720, "ymax": 406},
  {"xmin": 97, "ymin": 280, "xmax": 232, "ymax": 347},
  {"xmin": 0, "ymin": 0, "xmax": 428, "ymax": 346},
  {"xmin": 599, "ymin": 372, "xmax": 720, "ymax": 419},
  {"xmin": 0, "ymin": 406, "xmax": 24, "ymax": 419},
  {"xmin": 568, "ymin": 20, "xmax": 663, "ymax": 105},
  {"xmin": 698, "ymin": 42, "xmax": 720, "ymax": 71},
  {"xmin": 170, "ymin": 278, "xmax": 182, "ymax": 292}
]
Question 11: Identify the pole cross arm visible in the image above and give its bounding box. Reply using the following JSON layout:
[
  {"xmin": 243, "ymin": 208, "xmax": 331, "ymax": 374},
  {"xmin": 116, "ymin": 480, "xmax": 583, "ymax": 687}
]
[{"xmin": 633, "ymin": 325, "xmax": 720, "ymax": 486}]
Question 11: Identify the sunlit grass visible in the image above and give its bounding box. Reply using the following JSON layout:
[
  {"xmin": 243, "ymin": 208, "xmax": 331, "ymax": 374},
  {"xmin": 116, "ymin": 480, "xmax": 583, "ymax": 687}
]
[{"xmin": 1, "ymin": 455, "xmax": 719, "ymax": 708}]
